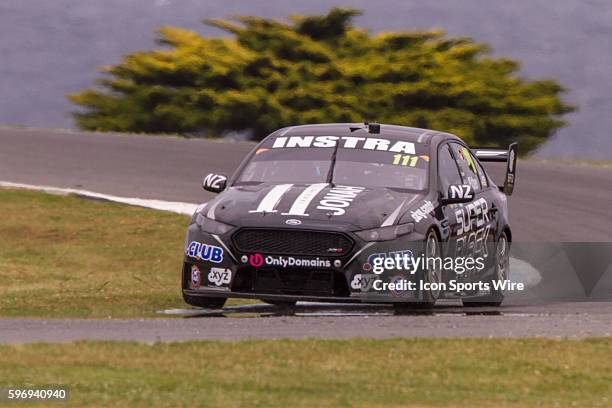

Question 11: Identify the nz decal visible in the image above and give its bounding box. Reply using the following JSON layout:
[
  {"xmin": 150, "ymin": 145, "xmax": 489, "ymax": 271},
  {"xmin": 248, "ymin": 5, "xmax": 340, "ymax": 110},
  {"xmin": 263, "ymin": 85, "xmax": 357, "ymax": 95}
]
[
  {"xmin": 203, "ymin": 174, "xmax": 227, "ymax": 190},
  {"xmin": 187, "ymin": 241, "xmax": 224, "ymax": 263},
  {"xmin": 449, "ymin": 185, "xmax": 473, "ymax": 200}
]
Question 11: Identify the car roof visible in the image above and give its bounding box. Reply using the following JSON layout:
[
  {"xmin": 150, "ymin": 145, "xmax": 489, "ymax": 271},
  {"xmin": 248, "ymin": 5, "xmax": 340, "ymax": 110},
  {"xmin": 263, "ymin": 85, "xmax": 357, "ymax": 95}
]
[{"xmin": 271, "ymin": 123, "xmax": 457, "ymax": 144}]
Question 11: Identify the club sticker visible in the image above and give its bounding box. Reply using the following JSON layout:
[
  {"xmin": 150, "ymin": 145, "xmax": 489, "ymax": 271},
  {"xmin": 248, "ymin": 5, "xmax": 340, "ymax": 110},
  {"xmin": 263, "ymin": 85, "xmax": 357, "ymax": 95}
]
[{"xmin": 187, "ymin": 241, "xmax": 224, "ymax": 263}]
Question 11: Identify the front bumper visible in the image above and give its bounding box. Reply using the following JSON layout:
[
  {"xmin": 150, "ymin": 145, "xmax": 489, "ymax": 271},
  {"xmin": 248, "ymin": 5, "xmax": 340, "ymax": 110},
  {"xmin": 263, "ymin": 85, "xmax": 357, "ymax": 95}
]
[
  {"xmin": 182, "ymin": 223, "xmax": 433, "ymax": 303},
  {"xmin": 183, "ymin": 287, "xmax": 363, "ymax": 303}
]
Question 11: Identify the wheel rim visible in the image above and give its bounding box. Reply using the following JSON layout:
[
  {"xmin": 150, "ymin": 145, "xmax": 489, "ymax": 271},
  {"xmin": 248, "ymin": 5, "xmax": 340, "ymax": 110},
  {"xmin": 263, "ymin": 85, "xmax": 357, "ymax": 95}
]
[
  {"xmin": 425, "ymin": 231, "xmax": 442, "ymax": 299},
  {"xmin": 496, "ymin": 234, "xmax": 509, "ymax": 281}
]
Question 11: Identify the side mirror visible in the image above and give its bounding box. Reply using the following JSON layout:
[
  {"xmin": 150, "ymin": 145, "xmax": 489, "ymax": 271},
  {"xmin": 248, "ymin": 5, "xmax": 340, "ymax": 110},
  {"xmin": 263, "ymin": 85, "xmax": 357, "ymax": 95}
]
[
  {"xmin": 202, "ymin": 173, "xmax": 227, "ymax": 193},
  {"xmin": 441, "ymin": 184, "xmax": 474, "ymax": 205}
]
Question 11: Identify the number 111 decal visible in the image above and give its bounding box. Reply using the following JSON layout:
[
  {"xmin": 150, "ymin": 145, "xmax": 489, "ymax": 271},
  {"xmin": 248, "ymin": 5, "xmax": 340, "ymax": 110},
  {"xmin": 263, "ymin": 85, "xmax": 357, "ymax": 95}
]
[{"xmin": 392, "ymin": 154, "xmax": 419, "ymax": 167}]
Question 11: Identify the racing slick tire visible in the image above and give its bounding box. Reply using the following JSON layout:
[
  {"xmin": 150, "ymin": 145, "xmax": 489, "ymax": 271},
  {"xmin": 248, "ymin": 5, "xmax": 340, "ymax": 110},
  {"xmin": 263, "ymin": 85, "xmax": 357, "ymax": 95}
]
[
  {"xmin": 462, "ymin": 231, "xmax": 509, "ymax": 308},
  {"xmin": 183, "ymin": 294, "xmax": 227, "ymax": 309},
  {"xmin": 394, "ymin": 228, "xmax": 442, "ymax": 311}
]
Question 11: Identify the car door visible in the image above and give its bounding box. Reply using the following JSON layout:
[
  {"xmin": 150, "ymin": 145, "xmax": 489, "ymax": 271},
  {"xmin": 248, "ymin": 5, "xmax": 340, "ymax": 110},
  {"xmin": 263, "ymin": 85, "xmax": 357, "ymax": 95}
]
[
  {"xmin": 447, "ymin": 142, "xmax": 498, "ymax": 275},
  {"xmin": 436, "ymin": 142, "xmax": 465, "ymax": 262}
]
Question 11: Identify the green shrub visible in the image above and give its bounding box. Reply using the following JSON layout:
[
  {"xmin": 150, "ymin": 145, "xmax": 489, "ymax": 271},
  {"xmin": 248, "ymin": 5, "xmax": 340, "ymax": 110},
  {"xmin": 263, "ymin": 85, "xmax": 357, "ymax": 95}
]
[{"xmin": 69, "ymin": 8, "xmax": 574, "ymax": 153}]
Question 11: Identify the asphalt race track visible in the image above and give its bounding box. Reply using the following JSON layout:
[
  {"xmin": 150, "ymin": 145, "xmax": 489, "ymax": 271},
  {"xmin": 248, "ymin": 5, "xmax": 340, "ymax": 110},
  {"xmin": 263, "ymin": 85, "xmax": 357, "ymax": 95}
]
[
  {"xmin": 2, "ymin": 302, "xmax": 612, "ymax": 344},
  {"xmin": 2, "ymin": 128, "xmax": 612, "ymax": 242},
  {"xmin": 1, "ymin": 128, "xmax": 612, "ymax": 342}
]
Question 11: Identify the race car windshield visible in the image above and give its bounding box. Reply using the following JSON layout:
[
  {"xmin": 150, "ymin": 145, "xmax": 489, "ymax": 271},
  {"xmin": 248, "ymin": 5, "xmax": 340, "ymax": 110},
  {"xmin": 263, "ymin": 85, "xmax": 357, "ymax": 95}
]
[
  {"xmin": 236, "ymin": 147, "xmax": 332, "ymax": 184},
  {"xmin": 236, "ymin": 145, "xmax": 428, "ymax": 191},
  {"xmin": 333, "ymin": 149, "xmax": 428, "ymax": 191}
]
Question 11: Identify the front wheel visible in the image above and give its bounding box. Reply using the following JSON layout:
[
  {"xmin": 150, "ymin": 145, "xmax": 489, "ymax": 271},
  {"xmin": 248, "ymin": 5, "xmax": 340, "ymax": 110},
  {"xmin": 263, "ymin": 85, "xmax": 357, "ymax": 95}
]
[
  {"xmin": 462, "ymin": 231, "xmax": 509, "ymax": 307},
  {"xmin": 183, "ymin": 293, "xmax": 227, "ymax": 309},
  {"xmin": 398, "ymin": 228, "xmax": 442, "ymax": 310}
]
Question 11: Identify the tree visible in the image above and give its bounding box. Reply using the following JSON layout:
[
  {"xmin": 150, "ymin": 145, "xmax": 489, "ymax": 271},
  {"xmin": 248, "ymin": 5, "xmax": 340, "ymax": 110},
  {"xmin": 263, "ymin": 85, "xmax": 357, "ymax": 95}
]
[{"xmin": 68, "ymin": 8, "xmax": 574, "ymax": 153}]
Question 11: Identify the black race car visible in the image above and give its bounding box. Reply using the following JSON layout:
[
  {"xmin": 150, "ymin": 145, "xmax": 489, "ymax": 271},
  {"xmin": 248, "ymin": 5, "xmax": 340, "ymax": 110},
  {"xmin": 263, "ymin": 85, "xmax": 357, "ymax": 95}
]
[{"xmin": 182, "ymin": 123, "xmax": 517, "ymax": 308}]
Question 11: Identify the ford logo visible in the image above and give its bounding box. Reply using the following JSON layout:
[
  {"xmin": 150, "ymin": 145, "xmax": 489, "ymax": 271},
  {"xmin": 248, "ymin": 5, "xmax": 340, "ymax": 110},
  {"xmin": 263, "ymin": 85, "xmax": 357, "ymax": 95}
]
[{"xmin": 285, "ymin": 219, "xmax": 302, "ymax": 226}]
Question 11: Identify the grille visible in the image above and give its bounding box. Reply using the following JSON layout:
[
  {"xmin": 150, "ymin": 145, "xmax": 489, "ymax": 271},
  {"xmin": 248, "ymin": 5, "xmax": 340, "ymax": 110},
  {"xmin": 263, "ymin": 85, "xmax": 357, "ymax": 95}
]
[
  {"xmin": 254, "ymin": 269, "xmax": 335, "ymax": 295},
  {"xmin": 232, "ymin": 228, "xmax": 354, "ymax": 256},
  {"xmin": 231, "ymin": 268, "xmax": 350, "ymax": 297}
]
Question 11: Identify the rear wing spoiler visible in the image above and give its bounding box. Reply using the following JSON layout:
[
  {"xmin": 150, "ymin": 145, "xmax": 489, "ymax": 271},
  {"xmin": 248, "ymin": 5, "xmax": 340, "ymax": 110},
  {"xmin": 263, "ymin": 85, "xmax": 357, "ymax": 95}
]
[{"xmin": 472, "ymin": 142, "xmax": 517, "ymax": 196}]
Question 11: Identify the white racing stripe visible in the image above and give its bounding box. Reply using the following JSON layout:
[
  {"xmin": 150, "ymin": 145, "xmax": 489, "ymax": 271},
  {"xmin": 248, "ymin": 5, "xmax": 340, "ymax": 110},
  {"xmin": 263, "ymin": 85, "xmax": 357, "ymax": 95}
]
[
  {"xmin": 249, "ymin": 183, "xmax": 293, "ymax": 213},
  {"xmin": 380, "ymin": 196, "xmax": 418, "ymax": 227},
  {"xmin": 206, "ymin": 199, "xmax": 222, "ymax": 220},
  {"xmin": 0, "ymin": 181, "xmax": 198, "ymax": 215},
  {"xmin": 282, "ymin": 183, "xmax": 328, "ymax": 216}
]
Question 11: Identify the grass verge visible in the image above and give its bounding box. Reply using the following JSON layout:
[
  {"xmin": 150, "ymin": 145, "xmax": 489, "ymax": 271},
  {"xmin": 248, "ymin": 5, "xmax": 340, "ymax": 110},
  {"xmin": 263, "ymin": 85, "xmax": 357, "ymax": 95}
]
[
  {"xmin": 0, "ymin": 189, "xmax": 249, "ymax": 318},
  {"xmin": 1, "ymin": 338, "xmax": 611, "ymax": 407}
]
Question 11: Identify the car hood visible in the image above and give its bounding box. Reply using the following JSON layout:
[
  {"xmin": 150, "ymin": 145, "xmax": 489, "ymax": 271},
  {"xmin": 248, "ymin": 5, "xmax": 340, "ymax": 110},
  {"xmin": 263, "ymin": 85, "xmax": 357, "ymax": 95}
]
[{"xmin": 203, "ymin": 183, "xmax": 425, "ymax": 231}]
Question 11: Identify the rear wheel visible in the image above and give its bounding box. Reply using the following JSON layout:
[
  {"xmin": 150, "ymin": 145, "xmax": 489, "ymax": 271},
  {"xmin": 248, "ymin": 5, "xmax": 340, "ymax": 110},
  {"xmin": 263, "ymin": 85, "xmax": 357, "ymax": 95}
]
[
  {"xmin": 462, "ymin": 231, "xmax": 509, "ymax": 307},
  {"xmin": 183, "ymin": 294, "xmax": 227, "ymax": 309}
]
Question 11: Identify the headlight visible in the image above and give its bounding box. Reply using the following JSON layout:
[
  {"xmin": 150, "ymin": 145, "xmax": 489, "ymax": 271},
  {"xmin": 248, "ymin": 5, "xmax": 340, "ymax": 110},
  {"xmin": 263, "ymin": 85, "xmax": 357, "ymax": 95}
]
[
  {"xmin": 354, "ymin": 223, "xmax": 414, "ymax": 242},
  {"xmin": 195, "ymin": 213, "xmax": 234, "ymax": 235}
]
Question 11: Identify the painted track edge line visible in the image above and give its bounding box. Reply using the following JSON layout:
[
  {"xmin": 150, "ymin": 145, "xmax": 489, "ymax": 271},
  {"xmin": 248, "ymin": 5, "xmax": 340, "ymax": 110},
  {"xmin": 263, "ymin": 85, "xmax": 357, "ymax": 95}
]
[{"xmin": 0, "ymin": 181, "xmax": 198, "ymax": 215}]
